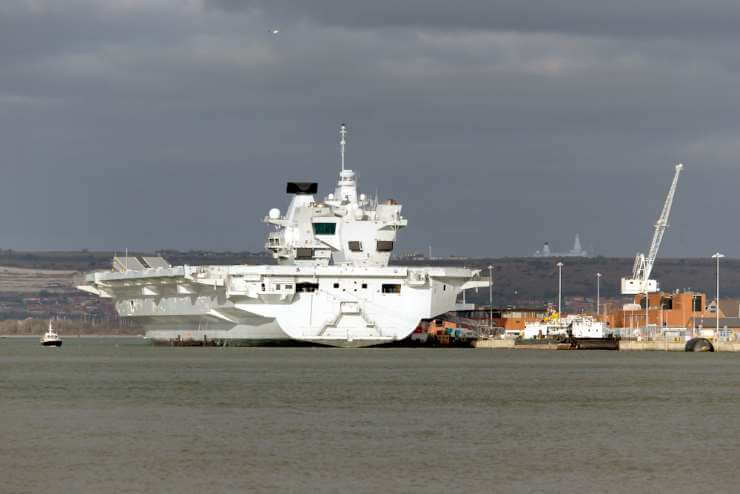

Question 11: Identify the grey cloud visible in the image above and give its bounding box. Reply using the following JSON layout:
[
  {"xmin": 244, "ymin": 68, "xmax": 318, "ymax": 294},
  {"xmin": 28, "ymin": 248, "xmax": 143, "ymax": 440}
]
[
  {"xmin": 208, "ymin": 0, "xmax": 740, "ymax": 38},
  {"xmin": 0, "ymin": 1, "xmax": 738, "ymax": 257}
]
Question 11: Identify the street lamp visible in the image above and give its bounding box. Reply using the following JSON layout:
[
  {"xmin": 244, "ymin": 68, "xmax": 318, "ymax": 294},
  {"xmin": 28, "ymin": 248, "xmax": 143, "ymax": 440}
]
[
  {"xmin": 644, "ymin": 288, "xmax": 649, "ymax": 339},
  {"xmin": 596, "ymin": 272, "xmax": 602, "ymax": 317},
  {"xmin": 488, "ymin": 265, "xmax": 493, "ymax": 331},
  {"xmin": 712, "ymin": 252, "xmax": 724, "ymax": 346},
  {"xmin": 556, "ymin": 262, "xmax": 564, "ymax": 317}
]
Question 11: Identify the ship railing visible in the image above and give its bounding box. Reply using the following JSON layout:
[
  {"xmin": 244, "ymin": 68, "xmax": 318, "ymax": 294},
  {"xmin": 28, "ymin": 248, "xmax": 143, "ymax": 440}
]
[{"xmin": 612, "ymin": 326, "xmax": 695, "ymax": 341}]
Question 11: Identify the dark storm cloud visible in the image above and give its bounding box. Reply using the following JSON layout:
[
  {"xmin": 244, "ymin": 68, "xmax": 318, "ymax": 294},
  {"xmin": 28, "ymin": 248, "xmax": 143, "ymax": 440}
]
[
  {"xmin": 1, "ymin": 1, "xmax": 739, "ymax": 257},
  {"xmin": 209, "ymin": 0, "xmax": 740, "ymax": 38}
]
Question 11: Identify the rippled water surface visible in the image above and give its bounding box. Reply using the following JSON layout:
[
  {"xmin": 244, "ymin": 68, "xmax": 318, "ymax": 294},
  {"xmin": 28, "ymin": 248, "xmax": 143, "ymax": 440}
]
[{"xmin": 2, "ymin": 337, "xmax": 739, "ymax": 493}]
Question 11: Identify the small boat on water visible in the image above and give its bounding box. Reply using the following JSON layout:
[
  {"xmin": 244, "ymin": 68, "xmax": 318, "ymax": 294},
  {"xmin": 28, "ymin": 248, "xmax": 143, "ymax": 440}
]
[
  {"xmin": 40, "ymin": 321, "xmax": 62, "ymax": 347},
  {"xmin": 522, "ymin": 313, "xmax": 619, "ymax": 350}
]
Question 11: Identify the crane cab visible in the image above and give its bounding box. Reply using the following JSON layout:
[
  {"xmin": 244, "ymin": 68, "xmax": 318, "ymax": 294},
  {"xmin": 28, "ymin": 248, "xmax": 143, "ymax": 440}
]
[{"xmin": 621, "ymin": 277, "xmax": 658, "ymax": 295}]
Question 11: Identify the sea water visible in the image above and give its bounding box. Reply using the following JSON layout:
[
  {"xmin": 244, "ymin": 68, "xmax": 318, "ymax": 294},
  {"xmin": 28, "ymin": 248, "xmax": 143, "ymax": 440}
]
[{"xmin": 1, "ymin": 338, "xmax": 739, "ymax": 493}]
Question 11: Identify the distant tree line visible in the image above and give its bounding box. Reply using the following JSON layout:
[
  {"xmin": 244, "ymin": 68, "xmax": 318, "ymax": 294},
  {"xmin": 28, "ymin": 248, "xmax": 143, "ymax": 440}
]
[{"xmin": 0, "ymin": 318, "xmax": 142, "ymax": 336}]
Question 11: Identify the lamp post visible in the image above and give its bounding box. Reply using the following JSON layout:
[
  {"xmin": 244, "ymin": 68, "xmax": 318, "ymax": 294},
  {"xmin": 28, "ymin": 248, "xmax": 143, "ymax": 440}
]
[
  {"xmin": 596, "ymin": 272, "xmax": 602, "ymax": 317},
  {"xmin": 644, "ymin": 288, "xmax": 649, "ymax": 339},
  {"xmin": 712, "ymin": 252, "xmax": 724, "ymax": 346},
  {"xmin": 556, "ymin": 262, "xmax": 564, "ymax": 318},
  {"xmin": 488, "ymin": 265, "xmax": 493, "ymax": 332}
]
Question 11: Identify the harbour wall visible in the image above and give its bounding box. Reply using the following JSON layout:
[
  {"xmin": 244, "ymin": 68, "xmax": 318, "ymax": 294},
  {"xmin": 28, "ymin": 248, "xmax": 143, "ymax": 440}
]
[
  {"xmin": 618, "ymin": 340, "xmax": 685, "ymax": 352},
  {"xmin": 474, "ymin": 338, "xmax": 740, "ymax": 351},
  {"xmin": 619, "ymin": 340, "xmax": 740, "ymax": 352},
  {"xmin": 474, "ymin": 339, "xmax": 516, "ymax": 349}
]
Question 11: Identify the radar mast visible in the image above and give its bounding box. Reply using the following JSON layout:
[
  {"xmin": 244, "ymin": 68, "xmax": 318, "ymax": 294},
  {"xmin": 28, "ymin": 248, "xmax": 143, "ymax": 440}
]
[{"xmin": 339, "ymin": 123, "xmax": 347, "ymax": 172}]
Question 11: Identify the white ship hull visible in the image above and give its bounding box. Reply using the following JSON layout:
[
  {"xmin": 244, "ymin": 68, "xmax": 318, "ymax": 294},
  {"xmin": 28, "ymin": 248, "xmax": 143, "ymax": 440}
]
[
  {"xmin": 79, "ymin": 264, "xmax": 485, "ymax": 348},
  {"xmin": 78, "ymin": 125, "xmax": 488, "ymax": 346},
  {"xmin": 135, "ymin": 316, "xmax": 290, "ymax": 346}
]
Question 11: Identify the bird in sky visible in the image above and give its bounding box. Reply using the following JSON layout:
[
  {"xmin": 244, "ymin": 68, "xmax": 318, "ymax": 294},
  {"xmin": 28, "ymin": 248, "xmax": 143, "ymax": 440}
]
[{"xmin": 269, "ymin": 28, "xmax": 280, "ymax": 35}]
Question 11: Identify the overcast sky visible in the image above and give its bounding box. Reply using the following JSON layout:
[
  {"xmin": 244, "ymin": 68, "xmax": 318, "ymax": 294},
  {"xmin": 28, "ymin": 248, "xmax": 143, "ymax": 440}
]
[{"xmin": 1, "ymin": 0, "xmax": 739, "ymax": 257}]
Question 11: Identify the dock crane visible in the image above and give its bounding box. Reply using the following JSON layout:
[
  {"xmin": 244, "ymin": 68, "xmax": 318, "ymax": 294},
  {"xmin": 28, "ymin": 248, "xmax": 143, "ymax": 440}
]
[{"xmin": 621, "ymin": 163, "xmax": 684, "ymax": 295}]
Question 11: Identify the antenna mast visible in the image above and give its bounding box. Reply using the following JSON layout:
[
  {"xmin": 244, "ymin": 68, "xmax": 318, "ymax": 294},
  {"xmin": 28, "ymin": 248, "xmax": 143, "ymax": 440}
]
[{"xmin": 339, "ymin": 123, "xmax": 347, "ymax": 172}]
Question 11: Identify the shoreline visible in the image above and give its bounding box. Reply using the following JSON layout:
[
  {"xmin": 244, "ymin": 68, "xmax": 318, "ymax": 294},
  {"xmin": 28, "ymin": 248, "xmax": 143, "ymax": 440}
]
[{"xmin": 0, "ymin": 334, "xmax": 144, "ymax": 338}]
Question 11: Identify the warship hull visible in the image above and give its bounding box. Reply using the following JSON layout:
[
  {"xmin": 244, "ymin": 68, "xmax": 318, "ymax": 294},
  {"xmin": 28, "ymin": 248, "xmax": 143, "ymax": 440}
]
[{"xmin": 79, "ymin": 264, "xmax": 485, "ymax": 348}]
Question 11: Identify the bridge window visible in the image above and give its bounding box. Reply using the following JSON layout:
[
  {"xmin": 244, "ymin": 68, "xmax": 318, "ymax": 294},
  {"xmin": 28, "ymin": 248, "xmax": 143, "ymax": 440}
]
[
  {"xmin": 348, "ymin": 241, "xmax": 362, "ymax": 252},
  {"xmin": 295, "ymin": 248, "xmax": 314, "ymax": 260},
  {"xmin": 376, "ymin": 240, "xmax": 394, "ymax": 252},
  {"xmin": 382, "ymin": 284, "xmax": 401, "ymax": 294},
  {"xmin": 313, "ymin": 223, "xmax": 336, "ymax": 235},
  {"xmin": 296, "ymin": 282, "xmax": 319, "ymax": 293}
]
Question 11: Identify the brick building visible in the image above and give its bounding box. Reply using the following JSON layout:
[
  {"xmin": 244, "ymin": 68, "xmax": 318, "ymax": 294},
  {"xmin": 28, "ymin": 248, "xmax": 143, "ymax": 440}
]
[
  {"xmin": 605, "ymin": 290, "xmax": 711, "ymax": 330},
  {"xmin": 454, "ymin": 307, "xmax": 547, "ymax": 332}
]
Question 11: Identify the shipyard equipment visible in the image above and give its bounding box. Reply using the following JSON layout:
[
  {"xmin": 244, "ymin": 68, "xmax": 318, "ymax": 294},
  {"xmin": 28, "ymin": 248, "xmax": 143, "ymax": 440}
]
[{"xmin": 621, "ymin": 163, "xmax": 683, "ymax": 295}]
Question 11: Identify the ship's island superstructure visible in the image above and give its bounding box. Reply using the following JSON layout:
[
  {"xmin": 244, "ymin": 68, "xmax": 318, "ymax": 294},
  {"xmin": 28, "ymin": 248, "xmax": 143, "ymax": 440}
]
[{"xmin": 78, "ymin": 125, "xmax": 486, "ymax": 347}]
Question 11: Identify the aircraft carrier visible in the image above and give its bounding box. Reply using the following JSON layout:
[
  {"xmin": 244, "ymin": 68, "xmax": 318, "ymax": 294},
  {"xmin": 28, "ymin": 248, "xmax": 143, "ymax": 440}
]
[{"xmin": 78, "ymin": 125, "xmax": 486, "ymax": 347}]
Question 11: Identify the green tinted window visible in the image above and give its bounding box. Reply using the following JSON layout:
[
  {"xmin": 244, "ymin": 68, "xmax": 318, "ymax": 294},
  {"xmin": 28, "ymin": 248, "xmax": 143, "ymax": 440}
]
[{"xmin": 313, "ymin": 223, "xmax": 336, "ymax": 235}]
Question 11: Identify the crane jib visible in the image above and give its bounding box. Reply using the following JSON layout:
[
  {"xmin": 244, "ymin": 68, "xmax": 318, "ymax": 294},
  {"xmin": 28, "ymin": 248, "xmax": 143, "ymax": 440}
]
[{"xmin": 622, "ymin": 163, "xmax": 683, "ymax": 295}]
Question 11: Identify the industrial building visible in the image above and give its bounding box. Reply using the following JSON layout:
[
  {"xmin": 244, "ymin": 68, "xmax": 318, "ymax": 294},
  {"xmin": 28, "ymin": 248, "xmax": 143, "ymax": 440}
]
[
  {"xmin": 605, "ymin": 291, "xmax": 708, "ymax": 330},
  {"xmin": 417, "ymin": 307, "xmax": 547, "ymax": 338},
  {"xmin": 605, "ymin": 291, "xmax": 740, "ymax": 338}
]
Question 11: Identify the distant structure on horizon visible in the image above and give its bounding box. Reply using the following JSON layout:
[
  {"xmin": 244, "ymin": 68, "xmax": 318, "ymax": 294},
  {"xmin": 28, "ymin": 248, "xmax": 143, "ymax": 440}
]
[{"xmin": 533, "ymin": 234, "xmax": 589, "ymax": 258}]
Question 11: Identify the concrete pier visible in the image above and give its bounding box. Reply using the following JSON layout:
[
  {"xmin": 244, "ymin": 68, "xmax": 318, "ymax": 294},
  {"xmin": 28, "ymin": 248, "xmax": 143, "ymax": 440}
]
[
  {"xmin": 474, "ymin": 339, "xmax": 515, "ymax": 349},
  {"xmin": 473, "ymin": 340, "xmax": 565, "ymax": 350},
  {"xmin": 619, "ymin": 339, "xmax": 740, "ymax": 351},
  {"xmin": 619, "ymin": 340, "xmax": 685, "ymax": 352},
  {"xmin": 474, "ymin": 338, "xmax": 740, "ymax": 351}
]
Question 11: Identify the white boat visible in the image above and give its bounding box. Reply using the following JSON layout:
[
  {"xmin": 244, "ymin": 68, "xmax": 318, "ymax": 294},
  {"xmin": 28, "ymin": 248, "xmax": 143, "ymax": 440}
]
[
  {"xmin": 78, "ymin": 124, "xmax": 487, "ymax": 347},
  {"xmin": 524, "ymin": 314, "xmax": 606, "ymax": 339},
  {"xmin": 40, "ymin": 321, "xmax": 63, "ymax": 347}
]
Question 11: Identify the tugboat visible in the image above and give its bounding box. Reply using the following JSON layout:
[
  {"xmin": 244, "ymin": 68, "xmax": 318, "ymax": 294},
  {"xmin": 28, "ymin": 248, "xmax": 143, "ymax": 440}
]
[{"xmin": 40, "ymin": 321, "xmax": 62, "ymax": 347}]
